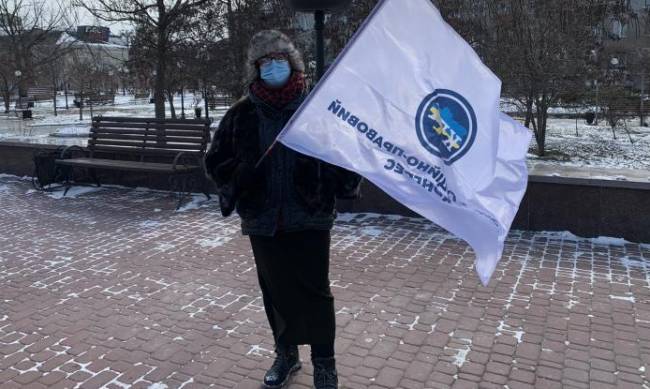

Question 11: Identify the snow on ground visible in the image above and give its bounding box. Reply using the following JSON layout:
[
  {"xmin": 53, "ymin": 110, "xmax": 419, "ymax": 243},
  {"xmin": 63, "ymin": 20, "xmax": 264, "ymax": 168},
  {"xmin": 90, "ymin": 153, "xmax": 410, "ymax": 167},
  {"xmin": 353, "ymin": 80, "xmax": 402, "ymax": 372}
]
[
  {"xmin": 527, "ymin": 118, "xmax": 650, "ymax": 170},
  {"xmin": 0, "ymin": 93, "xmax": 229, "ymax": 145},
  {"xmin": 49, "ymin": 126, "xmax": 91, "ymax": 137},
  {"xmin": 2, "ymin": 96, "xmax": 650, "ymax": 172},
  {"xmin": 45, "ymin": 185, "xmax": 105, "ymax": 199},
  {"xmin": 534, "ymin": 230, "xmax": 635, "ymax": 246},
  {"xmin": 175, "ymin": 194, "xmax": 217, "ymax": 213}
]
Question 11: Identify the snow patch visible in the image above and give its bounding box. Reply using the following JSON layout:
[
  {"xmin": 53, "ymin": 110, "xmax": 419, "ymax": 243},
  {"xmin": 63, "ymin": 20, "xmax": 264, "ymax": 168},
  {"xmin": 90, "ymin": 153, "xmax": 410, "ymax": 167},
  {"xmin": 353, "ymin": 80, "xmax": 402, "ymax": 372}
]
[
  {"xmin": 44, "ymin": 256, "xmax": 72, "ymax": 267},
  {"xmin": 247, "ymin": 344, "xmax": 273, "ymax": 357},
  {"xmin": 337, "ymin": 212, "xmax": 409, "ymax": 223},
  {"xmin": 536, "ymin": 231, "xmax": 632, "ymax": 246},
  {"xmin": 0, "ymin": 173, "xmax": 32, "ymax": 181},
  {"xmin": 360, "ymin": 226, "xmax": 384, "ymax": 237},
  {"xmin": 198, "ymin": 236, "xmax": 233, "ymax": 248},
  {"xmin": 140, "ymin": 220, "xmax": 161, "ymax": 228},
  {"xmin": 49, "ymin": 126, "xmax": 90, "ymax": 137},
  {"xmin": 155, "ymin": 243, "xmax": 176, "ymax": 252},
  {"xmin": 176, "ymin": 195, "xmax": 214, "ymax": 212},
  {"xmin": 451, "ymin": 339, "xmax": 472, "ymax": 367},
  {"xmin": 148, "ymin": 384, "xmax": 168, "ymax": 389},
  {"xmin": 619, "ymin": 256, "xmax": 645, "ymax": 269},
  {"xmin": 46, "ymin": 185, "xmax": 104, "ymax": 199},
  {"xmin": 496, "ymin": 321, "xmax": 524, "ymax": 344},
  {"xmin": 336, "ymin": 213, "xmax": 358, "ymax": 222},
  {"xmin": 610, "ymin": 295, "xmax": 635, "ymax": 303}
]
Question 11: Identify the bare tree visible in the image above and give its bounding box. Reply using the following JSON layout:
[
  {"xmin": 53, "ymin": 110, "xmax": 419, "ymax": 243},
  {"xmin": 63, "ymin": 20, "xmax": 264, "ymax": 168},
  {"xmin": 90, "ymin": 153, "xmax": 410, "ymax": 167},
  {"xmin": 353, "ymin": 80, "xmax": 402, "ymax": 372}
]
[
  {"xmin": 0, "ymin": 45, "xmax": 18, "ymax": 113},
  {"xmin": 215, "ymin": 0, "xmax": 295, "ymax": 98},
  {"xmin": 436, "ymin": 0, "xmax": 611, "ymax": 156},
  {"xmin": 67, "ymin": 41, "xmax": 113, "ymax": 120},
  {"xmin": 40, "ymin": 55, "xmax": 66, "ymax": 116},
  {"xmin": 0, "ymin": 0, "xmax": 75, "ymax": 113},
  {"xmin": 76, "ymin": 0, "xmax": 211, "ymax": 118}
]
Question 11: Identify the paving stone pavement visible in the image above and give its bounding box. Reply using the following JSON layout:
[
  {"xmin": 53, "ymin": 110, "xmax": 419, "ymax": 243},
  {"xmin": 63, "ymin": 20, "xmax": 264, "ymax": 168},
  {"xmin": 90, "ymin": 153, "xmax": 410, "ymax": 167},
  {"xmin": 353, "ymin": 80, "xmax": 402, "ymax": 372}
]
[{"xmin": 1, "ymin": 175, "xmax": 650, "ymax": 389}]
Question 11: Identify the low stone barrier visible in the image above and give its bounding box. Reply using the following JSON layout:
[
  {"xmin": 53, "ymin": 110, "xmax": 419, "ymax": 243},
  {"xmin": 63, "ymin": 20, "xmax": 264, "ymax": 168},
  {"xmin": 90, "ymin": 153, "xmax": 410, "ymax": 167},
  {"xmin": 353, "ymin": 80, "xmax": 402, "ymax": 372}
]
[{"xmin": 1, "ymin": 141, "xmax": 649, "ymax": 242}]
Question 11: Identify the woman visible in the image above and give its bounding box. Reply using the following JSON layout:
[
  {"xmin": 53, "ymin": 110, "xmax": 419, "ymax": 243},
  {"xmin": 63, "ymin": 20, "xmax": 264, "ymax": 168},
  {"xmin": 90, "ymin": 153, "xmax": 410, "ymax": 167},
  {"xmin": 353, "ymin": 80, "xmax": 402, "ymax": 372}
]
[{"xmin": 205, "ymin": 30, "xmax": 362, "ymax": 389}]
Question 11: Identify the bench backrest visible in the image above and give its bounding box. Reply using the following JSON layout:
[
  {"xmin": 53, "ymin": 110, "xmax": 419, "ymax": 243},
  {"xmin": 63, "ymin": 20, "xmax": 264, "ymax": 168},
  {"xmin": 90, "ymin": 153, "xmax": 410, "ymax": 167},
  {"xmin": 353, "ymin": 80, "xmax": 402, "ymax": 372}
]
[
  {"xmin": 27, "ymin": 86, "xmax": 54, "ymax": 100},
  {"xmin": 89, "ymin": 117, "xmax": 212, "ymax": 161}
]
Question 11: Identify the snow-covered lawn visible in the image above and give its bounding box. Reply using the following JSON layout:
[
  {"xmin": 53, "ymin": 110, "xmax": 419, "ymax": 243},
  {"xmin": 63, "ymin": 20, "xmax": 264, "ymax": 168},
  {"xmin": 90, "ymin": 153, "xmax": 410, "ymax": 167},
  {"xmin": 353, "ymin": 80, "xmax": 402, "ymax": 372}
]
[
  {"xmin": 2, "ymin": 97, "xmax": 650, "ymax": 172},
  {"xmin": 527, "ymin": 118, "xmax": 650, "ymax": 171},
  {"xmin": 0, "ymin": 93, "xmax": 228, "ymax": 146}
]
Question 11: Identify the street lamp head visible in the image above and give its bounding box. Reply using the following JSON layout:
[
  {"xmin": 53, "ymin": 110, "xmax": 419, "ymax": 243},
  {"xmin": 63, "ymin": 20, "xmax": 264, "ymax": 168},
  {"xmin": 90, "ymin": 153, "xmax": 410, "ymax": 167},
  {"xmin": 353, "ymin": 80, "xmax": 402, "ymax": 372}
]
[
  {"xmin": 14, "ymin": 70, "xmax": 22, "ymax": 77},
  {"xmin": 287, "ymin": 0, "xmax": 351, "ymax": 11}
]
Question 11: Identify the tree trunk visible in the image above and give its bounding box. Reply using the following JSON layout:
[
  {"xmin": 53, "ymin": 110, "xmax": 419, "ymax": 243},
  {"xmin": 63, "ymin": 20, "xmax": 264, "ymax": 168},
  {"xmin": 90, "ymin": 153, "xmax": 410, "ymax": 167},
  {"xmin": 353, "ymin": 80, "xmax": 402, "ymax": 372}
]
[
  {"xmin": 2, "ymin": 92, "xmax": 9, "ymax": 113},
  {"xmin": 535, "ymin": 101, "xmax": 548, "ymax": 157},
  {"xmin": 154, "ymin": 64, "xmax": 166, "ymax": 119},
  {"xmin": 524, "ymin": 97, "xmax": 533, "ymax": 128},
  {"xmin": 204, "ymin": 88, "xmax": 209, "ymax": 121},
  {"xmin": 154, "ymin": 29, "xmax": 168, "ymax": 119},
  {"xmin": 225, "ymin": 0, "xmax": 240, "ymax": 97},
  {"xmin": 167, "ymin": 90, "xmax": 176, "ymax": 119},
  {"xmin": 79, "ymin": 91, "xmax": 84, "ymax": 121},
  {"xmin": 623, "ymin": 120, "xmax": 634, "ymax": 144},
  {"xmin": 52, "ymin": 74, "xmax": 58, "ymax": 116}
]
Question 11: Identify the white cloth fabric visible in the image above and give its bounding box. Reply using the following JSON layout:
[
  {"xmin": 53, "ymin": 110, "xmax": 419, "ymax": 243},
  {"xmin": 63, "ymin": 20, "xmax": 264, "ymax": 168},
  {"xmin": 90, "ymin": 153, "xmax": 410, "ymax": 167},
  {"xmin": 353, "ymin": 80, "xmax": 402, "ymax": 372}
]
[{"xmin": 278, "ymin": 0, "xmax": 531, "ymax": 285}]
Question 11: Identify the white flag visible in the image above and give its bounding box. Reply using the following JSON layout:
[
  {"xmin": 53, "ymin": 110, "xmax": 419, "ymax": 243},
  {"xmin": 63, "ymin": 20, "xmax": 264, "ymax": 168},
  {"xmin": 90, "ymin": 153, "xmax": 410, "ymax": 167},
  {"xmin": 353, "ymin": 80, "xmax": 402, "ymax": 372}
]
[{"xmin": 279, "ymin": 0, "xmax": 531, "ymax": 285}]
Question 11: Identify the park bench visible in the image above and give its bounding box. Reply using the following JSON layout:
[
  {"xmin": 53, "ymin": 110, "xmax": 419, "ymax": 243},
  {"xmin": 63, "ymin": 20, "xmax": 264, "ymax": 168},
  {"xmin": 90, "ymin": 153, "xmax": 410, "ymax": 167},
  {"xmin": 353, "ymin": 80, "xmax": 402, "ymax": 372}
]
[
  {"xmin": 27, "ymin": 86, "xmax": 54, "ymax": 101},
  {"xmin": 55, "ymin": 116, "xmax": 212, "ymax": 209},
  {"xmin": 208, "ymin": 95, "xmax": 233, "ymax": 110},
  {"xmin": 74, "ymin": 91, "xmax": 115, "ymax": 108}
]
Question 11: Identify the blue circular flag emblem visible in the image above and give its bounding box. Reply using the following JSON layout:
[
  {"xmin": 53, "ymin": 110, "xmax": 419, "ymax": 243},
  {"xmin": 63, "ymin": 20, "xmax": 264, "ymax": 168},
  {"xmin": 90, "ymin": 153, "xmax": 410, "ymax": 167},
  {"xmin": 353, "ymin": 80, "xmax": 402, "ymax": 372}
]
[{"xmin": 415, "ymin": 89, "xmax": 477, "ymax": 165}]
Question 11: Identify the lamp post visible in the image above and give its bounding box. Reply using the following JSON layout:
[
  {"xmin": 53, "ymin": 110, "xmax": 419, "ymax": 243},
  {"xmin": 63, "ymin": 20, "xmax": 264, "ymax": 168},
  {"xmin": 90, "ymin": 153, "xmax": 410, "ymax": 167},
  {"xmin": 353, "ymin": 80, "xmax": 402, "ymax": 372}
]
[
  {"xmin": 121, "ymin": 67, "xmax": 129, "ymax": 96},
  {"xmin": 287, "ymin": 0, "xmax": 351, "ymax": 82},
  {"xmin": 107, "ymin": 70, "xmax": 115, "ymax": 105},
  {"xmin": 177, "ymin": 61, "xmax": 185, "ymax": 119},
  {"xmin": 14, "ymin": 70, "xmax": 22, "ymax": 110},
  {"xmin": 594, "ymin": 79, "xmax": 599, "ymax": 125},
  {"xmin": 151, "ymin": 70, "xmax": 157, "ymax": 104}
]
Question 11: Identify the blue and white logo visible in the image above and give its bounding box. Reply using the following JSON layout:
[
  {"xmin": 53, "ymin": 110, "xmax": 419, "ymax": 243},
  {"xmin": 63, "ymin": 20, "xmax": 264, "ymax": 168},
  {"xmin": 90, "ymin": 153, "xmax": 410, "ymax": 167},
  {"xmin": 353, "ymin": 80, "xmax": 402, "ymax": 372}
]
[{"xmin": 415, "ymin": 89, "xmax": 477, "ymax": 165}]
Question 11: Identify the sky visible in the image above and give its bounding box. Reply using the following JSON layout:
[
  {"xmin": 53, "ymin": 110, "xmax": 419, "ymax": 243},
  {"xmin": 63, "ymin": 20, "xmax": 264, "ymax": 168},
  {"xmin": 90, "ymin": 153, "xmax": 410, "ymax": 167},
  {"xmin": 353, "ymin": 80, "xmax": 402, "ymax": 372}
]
[{"xmin": 45, "ymin": 0, "xmax": 134, "ymax": 35}]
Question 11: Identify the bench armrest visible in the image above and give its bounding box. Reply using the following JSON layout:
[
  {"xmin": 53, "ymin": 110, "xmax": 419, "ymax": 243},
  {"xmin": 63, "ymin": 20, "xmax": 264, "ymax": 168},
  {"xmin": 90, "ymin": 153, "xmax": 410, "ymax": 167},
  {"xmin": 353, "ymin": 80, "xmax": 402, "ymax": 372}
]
[
  {"xmin": 172, "ymin": 151, "xmax": 200, "ymax": 171},
  {"xmin": 59, "ymin": 145, "xmax": 86, "ymax": 159}
]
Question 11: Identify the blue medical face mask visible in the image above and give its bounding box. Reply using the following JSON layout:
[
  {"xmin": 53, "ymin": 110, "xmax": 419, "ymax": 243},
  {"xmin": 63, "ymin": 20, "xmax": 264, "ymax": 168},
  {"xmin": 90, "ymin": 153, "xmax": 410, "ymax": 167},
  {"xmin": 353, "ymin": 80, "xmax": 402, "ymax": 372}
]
[{"xmin": 260, "ymin": 59, "xmax": 291, "ymax": 88}]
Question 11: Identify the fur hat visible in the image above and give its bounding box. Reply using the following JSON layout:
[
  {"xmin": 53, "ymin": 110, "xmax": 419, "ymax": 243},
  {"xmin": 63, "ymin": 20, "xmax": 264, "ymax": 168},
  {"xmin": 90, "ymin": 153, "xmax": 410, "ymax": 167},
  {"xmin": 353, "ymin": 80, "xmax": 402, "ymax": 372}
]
[{"xmin": 245, "ymin": 30, "xmax": 305, "ymax": 86}]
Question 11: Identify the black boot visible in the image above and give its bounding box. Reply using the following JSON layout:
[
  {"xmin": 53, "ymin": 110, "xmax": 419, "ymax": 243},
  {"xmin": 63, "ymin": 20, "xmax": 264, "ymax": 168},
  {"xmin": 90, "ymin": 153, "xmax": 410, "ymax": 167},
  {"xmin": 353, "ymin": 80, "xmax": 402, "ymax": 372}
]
[
  {"xmin": 263, "ymin": 344, "xmax": 301, "ymax": 388},
  {"xmin": 312, "ymin": 356, "xmax": 338, "ymax": 389}
]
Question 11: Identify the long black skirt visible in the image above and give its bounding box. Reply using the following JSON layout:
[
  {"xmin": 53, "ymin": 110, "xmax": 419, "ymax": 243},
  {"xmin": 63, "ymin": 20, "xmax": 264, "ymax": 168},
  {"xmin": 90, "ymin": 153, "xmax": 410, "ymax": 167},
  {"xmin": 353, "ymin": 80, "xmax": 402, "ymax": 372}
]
[{"xmin": 249, "ymin": 230, "xmax": 335, "ymax": 346}]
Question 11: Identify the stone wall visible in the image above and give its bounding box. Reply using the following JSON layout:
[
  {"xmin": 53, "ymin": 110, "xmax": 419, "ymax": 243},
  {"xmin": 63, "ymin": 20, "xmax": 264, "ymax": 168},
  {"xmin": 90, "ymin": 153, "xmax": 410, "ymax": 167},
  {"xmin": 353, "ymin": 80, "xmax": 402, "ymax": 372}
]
[{"xmin": 2, "ymin": 141, "xmax": 649, "ymax": 242}]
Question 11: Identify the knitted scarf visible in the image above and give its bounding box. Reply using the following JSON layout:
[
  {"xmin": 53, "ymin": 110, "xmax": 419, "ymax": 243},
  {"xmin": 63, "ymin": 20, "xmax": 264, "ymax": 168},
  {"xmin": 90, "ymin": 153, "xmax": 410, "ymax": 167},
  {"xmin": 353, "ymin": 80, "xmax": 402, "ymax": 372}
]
[{"xmin": 250, "ymin": 72, "xmax": 305, "ymax": 109}]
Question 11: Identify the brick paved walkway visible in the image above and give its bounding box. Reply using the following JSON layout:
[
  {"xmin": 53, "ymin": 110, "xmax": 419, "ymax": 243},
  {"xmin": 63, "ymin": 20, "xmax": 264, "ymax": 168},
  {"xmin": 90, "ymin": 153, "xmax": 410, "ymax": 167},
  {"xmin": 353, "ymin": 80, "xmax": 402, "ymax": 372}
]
[{"xmin": 1, "ymin": 175, "xmax": 650, "ymax": 389}]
